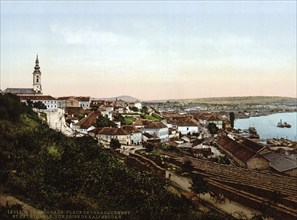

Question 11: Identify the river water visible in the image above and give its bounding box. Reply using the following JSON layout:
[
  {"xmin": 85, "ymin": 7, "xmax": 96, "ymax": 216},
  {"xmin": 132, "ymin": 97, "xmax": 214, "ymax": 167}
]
[{"xmin": 234, "ymin": 112, "xmax": 297, "ymax": 141}]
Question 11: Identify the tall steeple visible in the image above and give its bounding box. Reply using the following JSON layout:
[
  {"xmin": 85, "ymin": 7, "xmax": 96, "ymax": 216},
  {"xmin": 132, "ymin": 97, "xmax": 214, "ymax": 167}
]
[{"xmin": 33, "ymin": 54, "xmax": 42, "ymax": 93}]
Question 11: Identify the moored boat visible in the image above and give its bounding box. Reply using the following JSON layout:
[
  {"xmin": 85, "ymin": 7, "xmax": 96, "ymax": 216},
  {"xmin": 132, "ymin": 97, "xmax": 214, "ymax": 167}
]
[{"xmin": 277, "ymin": 120, "xmax": 291, "ymax": 128}]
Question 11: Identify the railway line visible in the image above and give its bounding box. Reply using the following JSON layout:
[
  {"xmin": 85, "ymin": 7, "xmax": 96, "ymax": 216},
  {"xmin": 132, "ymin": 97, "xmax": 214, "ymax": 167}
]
[
  {"xmin": 177, "ymin": 156, "xmax": 297, "ymax": 219},
  {"xmin": 128, "ymin": 151, "xmax": 297, "ymax": 219}
]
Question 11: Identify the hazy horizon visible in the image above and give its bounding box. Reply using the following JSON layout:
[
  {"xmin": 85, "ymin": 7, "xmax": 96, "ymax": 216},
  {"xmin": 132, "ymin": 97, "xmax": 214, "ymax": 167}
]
[{"xmin": 1, "ymin": 1, "xmax": 296, "ymax": 100}]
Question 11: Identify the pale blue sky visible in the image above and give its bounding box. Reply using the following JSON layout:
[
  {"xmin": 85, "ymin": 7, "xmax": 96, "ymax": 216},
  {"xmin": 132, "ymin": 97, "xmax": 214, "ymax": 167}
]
[{"xmin": 1, "ymin": 1, "xmax": 296, "ymax": 100}]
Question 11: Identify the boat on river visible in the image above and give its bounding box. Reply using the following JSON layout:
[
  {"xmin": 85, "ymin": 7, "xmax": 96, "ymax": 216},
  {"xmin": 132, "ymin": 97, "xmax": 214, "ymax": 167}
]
[{"xmin": 277, "ymin": 120, "xmax": 291, "ymax": 128}]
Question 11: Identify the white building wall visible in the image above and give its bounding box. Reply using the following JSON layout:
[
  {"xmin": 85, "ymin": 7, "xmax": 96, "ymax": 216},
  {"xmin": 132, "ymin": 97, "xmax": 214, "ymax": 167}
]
[
  {"xmin": 142, "ymin": 127, "xmax": 169, "ymax": 142},
  {"xmin": 178, "ymin": 126, "xmax": 199, "ymax": 135},
  {"xmin": 79, "ymin": 101, "xmax": 90, "ymax": 109},
  {"xmin": 131, "ymin": 132, "xmax": 142, "ymax": 145},
  {"xmin": 134, "ymin": 102, "xmax": 142, "ymax": 110}
]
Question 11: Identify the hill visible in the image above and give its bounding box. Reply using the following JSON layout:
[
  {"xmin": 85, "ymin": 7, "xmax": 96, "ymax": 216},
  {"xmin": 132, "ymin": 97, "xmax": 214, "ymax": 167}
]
[
  {"xmin": 0, "ymin": 94, "xmax": 196, "ymax": 219},
  {"xmin": 96, "ymin": 95, "xmax": 140, "ymax": 103},
  {"xmin": 148, "ymin": 96, "xmax": 297, "ymax": 105}
]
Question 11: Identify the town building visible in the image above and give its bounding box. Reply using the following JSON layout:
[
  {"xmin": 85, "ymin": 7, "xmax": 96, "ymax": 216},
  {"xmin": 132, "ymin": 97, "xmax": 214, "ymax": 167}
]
[
  {"xmin": 18, "ymin": 95, "xmax": 57, "ymax": 111},
  {"xmin": 216, "ymin": 134, "xmax": 269, "ymax": 169},
  {"xmin": 4, "ymin": 55, "xmax": 43, "ymax": 95},
  {"xmin": 72, "ymin": 111, "xmax": 100, "ymax": 134},
  {"xmin": 122, "ymin": 125, "xmax": 142, "ymax": 145},
  {"xmin": 262, "ymin": 152, "xmax": 297, "ymax": 176},
  {"xmin": 193, "ymin": 113, "xmax": 224, "ymax": 129},
  {"xmin": 134, "ymin": 119, "xmax": 169, "ymax": 142},
  {"xmin": 94, "ymin": 127, "xmax": 131, "ymax": 146}
]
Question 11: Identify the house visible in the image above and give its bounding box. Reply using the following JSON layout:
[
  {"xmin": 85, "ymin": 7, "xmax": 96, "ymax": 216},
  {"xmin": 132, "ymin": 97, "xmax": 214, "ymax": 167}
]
[
  {"xmin": 216, "ymin": 134, "xmax": 269, "ymax": 169},
  {"xmin": 76, "ymin": 96, "xmax": 91, "ymax": 109},
  {"xmin": 66, "ymin": 97, "xmax": 80, "ymax": 107},
  {"xmin": 72, "ymin": 111, "xmax": 101, "ymax": 134},
  {"xmin": 161, "ymin": 113, "xmax": 199, "ymax": 134},
  {"xmin": 95, "ymin": 127, "xmax": 131, "ymax": 146},
  {"xmin": 122, "ymin": 125, "xmax": 142, "ymax": 145},
  {"xmin": 57, "ymin": 97, "xmax": 68, "ymax": 108},
  {"xmin": 193, "ymin": 113, "xmax": 224, "ymax": 129},
  {"xmin": 134, "ymin": 101, "xmax": 142, "ymax": 110},
  {"xmin": 90, "ymin": 100, "xmax": 106, "ymax": 109},
  {"xmin": 142, "ymin": 133, "xmax": 160, "ymax": 143},
  {"xmin": 134, "ymin": 119, "xmax": 169, "ymax": 142},
  {"xmin": 172, "ymin": 118, "xmax": 200, "ymax": 135},
  {"xmin": 19, "ymin": 95, "xmax": 58, "ymax": 111},
  {"xmin": 99, "ymin": 106, "xmax": 113, "ymax": 120},
  {"xmin": 262, "ymin": 152, "xmax": 297, "ymax": 176}
]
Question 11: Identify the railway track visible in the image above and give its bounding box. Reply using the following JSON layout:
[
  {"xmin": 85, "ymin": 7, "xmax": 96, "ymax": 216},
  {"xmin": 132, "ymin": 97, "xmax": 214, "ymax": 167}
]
[{"xmin": 176, "ymin": 156, "xmax": 297, "ymax": 219}]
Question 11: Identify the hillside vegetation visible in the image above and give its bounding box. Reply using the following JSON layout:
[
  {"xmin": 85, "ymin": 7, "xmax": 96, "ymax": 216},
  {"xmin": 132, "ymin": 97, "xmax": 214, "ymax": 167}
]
[{"xmin": 0, "ymin": 94, "xmax": 199, "ymax": 219}]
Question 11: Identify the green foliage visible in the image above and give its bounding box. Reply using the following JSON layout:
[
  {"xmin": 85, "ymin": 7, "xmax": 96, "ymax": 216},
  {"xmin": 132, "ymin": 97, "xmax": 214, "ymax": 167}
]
[
  {"xmin": 191, "ymin": 175, "xmax": 209, "ymax": 197},
  {"xmin": 144, "ymin": 142, "xmax": 154, "ymax": 152},
  {"xmin": 0, "ymin": 94, "xmax": 28, "ymax": 121},
  {"xmin": 110, "ymin": 138, "xmax": 121, "ymax": 150},
  {"xmin": 208, "ymin": 123, "xmax": 219, "ymax": 135},
  {"xmin": 129, "ymin": 106, "xmax": 139, "ymax": 112},
  {"xmin": 0, "ymin": 101, "xmax": 195, "ymax": 218},
  {"xmin": 123, "ymin": 116, "xmax": 135, "ymax": 125},
  {"xmin": 182, "ymin": 160, "xmax": 193, "ymax": 172},
  {"xmin": 96, "ymin": 115, "xmax": 116, "ymax": 127},
  {"xmin": 113, "ymin": 114, "xmax": 136, "ymax": 125},
  {"xmin": 143, "ymin": 114, "xmax": 160, "ymax": 122},
  {"xmin": 33, "ymin": 101, "xmax": 47, "ymax": 110},
  {"xmin": 141, "ymin": 106, "xmax": 148, "ymax": 114}
]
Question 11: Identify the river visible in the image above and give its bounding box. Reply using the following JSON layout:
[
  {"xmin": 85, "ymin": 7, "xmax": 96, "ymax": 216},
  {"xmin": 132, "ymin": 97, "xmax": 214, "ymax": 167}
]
[{"xmin": 234, "ymin": 112, "xmax": 297, "ymax": 141}]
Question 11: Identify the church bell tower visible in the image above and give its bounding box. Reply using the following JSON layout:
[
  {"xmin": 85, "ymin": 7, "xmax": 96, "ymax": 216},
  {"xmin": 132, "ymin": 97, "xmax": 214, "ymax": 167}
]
[{"xmin": 33, "ymin": 55, "xmax": 42, "ymax": 94}]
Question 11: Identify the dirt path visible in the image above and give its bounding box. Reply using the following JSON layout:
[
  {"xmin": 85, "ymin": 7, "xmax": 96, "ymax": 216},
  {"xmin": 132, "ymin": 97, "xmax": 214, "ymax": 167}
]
[{"xmin": 0, "ymin": 193, "xmax": 47, "ymax": 219}]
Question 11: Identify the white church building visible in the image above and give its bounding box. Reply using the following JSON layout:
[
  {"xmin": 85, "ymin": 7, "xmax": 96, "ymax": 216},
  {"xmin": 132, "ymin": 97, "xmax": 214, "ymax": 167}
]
[{"xmin": 4, "ymin": 55, "xmax": 58, "ymax": 111}]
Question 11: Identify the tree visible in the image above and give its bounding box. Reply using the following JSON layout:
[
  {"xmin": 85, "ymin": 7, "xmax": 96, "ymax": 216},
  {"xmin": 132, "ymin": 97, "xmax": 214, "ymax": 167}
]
[
  {"xmin": 33, "ymin": 101, "xmax": 47, "ymax": 110},
  {"xmin": 190, "ymin": 175, "xmax": 208, "ymax": 198},
  {"xmin": 26, "ymin": 99, "xmax": 33, "ymax": 108},
  {"xmin": 129, "ymin": 106, "xmax": 139, "ymax": 112},
  {"xmin": 182, "ymin": 160, "xmax": 193, "ymax": 172},
  {"xmin": 113, "ymin": 113, "xmax": 125, "ymax": 124},
  {"xmin": 208, "ymin": 123, "xmax": 218, "ymax": 136},
  {"xmin": 96, "ymin": 115, "xmax": 116, "ymax": 127},
  {"xmin": 144, "ymin": 142, "xmax": 154, "ymax": 152},
  {"xmin": 110, "ymin": 138, "xmax": 121, "ymax": 150},
  {"xmin": 229, "ymin": 112, "xmax": 235, "ymax": 129},
  {"xmin": 141, "ymin": 106, "xmax": 148, "ymax": 114}
]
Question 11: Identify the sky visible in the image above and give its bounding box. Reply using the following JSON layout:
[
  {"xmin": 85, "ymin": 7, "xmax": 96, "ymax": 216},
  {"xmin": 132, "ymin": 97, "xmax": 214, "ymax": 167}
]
[{"xmin": 1, "ymin": 0, "xmax": 296, "ymax": 100}]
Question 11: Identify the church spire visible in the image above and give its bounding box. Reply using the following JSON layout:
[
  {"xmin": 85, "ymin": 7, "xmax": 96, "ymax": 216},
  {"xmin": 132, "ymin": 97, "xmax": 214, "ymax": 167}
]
[
  {"xmin": 33, "ymin": 55, "xmax": 42, "ymax": 93},
  {"xmin": 34, "ymin": 54, "xmax": 40, "ymax": 73}
]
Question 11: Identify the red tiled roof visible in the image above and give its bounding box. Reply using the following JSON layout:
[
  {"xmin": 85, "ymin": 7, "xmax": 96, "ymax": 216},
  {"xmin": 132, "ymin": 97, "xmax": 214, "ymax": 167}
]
[
  {"xmin": 97, "ymin": 127, "xmax": 130, "ymax": 135},
  {"xmin": 145, "ymin": 121, "xmax": 167, "ymax": 129},
  {"xmin": 121, "ymin": 125, "xmax": 141, "ymax": 133},
  {"xmin": 240, "ymin": 138, "xmax": 266, "ymax": 153},
  {"xmin": 133, "ymin": 118, "xmax": 149, "ymax": 126},
  {"xmin": 75, "ymin": 111, "xmax": 101, "ymax": 129},
  {"xmin": 192, "ymin": 113, "xmax": 223, "ymax": 121},
  {"xmin": 76, "ymin": 96, "xmax": 90, "ymax": 102},
  {"xmin": 170, "ymin": 118, "xmax": 200, "ymax": 127},
  {"xmin": 57, "ymin": 96, "xmax": 71, "ymax": 100},
  {"xmin": 19, "ymin": 95, "xmax": 56, "ymax": 101},
  {"xmin": 216, "ymin": 135, "xmax": 259, "ymax": 163}
]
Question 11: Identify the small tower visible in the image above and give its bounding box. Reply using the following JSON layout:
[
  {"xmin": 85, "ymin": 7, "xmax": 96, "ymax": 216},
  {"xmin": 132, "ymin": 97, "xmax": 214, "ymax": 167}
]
[{"xmin": 33, "ymin": 55, "xmax": 42, "ymax": 93}]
